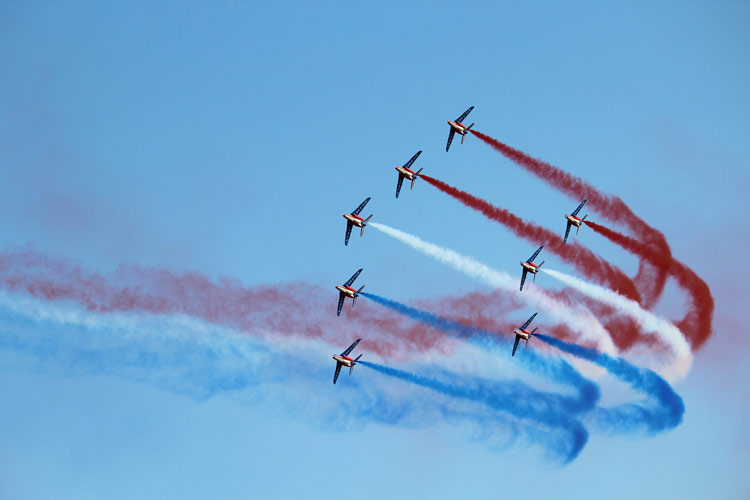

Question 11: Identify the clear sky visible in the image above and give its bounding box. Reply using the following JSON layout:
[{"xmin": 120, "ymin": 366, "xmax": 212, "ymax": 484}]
[{"xmin": 0, "ymin": 1, "xmax": 748, "ymax": 499}]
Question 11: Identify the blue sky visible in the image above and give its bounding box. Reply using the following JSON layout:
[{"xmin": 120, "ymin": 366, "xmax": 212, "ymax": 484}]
[{"xmin": 0, "ymin": 1, "xmax": 748, "ymax": 498}]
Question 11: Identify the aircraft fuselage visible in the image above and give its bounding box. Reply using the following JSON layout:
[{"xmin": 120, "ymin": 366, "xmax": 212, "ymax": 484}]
[
  {"xmin": 513, "ymin": 328, "xmax": 532, "ymax": 340},
  {"xmin": 332, "ymin": 354, "xmax": 356, "ymax": 367},
  {"xmin": 520, "ymin": 261, "xmax": 540, "ymax": 274},
  {"xmin": 447, "ymin": 120, "xmax": 470, "ymax": 135},
  {"xmin": 335, "ymin": 285, "xmax": 358, "ymax": 298},
  {"xmin": 395, "ymin": 166, "xmax": 418, "ymax": 180},
  {"xmin": 565, "ymin": 214, "xmax": 583, "ymax": 227},
  {"xmin": 343, "ymin": 213, "xmax": 366, "ymax": 227}
]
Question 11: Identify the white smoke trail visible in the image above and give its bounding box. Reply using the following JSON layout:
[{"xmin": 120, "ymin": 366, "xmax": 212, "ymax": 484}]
[
  {"xmin": 539, "ymin": 268, "xmax": 693, "ymax": 379},
  {"xmin": 369, "ymin": 222, "xmax": 617, "ymax": 355}
]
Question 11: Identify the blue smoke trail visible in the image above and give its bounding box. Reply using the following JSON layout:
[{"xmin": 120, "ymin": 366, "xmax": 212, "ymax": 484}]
[
  {"xmin": 535, "ymin": 334, "xmax": 684, "ymax": 433},
  {"xmin": 361, "ymin": 291, "xmax": 599, "ymax": 414},
  {"xmin": 359, "ymin": 360, "xmax": 588, "ymax": 463},
  {"xmin": 362, "ymin": 291, "xmax": 685, "ymax": 435},
  {"xmin": 0, "ymin": 292, "xmax": 580, "ymax": 462}
]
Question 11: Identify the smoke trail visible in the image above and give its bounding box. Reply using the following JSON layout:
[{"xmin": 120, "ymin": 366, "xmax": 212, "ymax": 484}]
[
  {"xmin": 359, "ymin": 361, "xmax": 588, "ymax": 463},
  {"xmin": 420, "ymin": 174, "xmax": 641, "ymax": 303},
  {"xmin": 0, "ymin": 245, "xmax": 453, "ymax": 358},
  {"xmin": 361, "ymin": 291, "xmax": 599, "ymax": 412},
  {"xmin": 585, "ymin": 220, "xmax": 714, "ymax": 350},
  {"xmin": 368, "ymin": 221, "xmax": 618, "ymax": 354},
  {"xmin": 363, "ymin": 292, "xmax": 684, "ymax": 436},
  {"xmin": 470, "ymin": 129, "xmax": 671, "ymax": 309},
  {"xmin": 540, "ymin": 267, "xmax": 692, "ymax": 379},
  {"xmin": 0, "ymin": 290, "xmax": 583, "ymax": 463},
  {"xmin": 535, "ymin": 334, "xmax": 684, "ymax": 433}
]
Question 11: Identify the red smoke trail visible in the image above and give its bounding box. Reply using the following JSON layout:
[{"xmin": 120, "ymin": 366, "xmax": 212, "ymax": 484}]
[
  {"xmin": 421, "ymin": 174, "xmax": 642, "ymax": 304},
  {"xmin": 0, "ymin": 246, "xmax": 522, "ymax": 360},
  {"xmin": 0, "ymin": 247, "xmax": 444, "ymax": 358},
  {"xmin": 585, "ymin": 220, "xmax": 714, "ymax": 350},
  {"xmin": 470, "ymin": 129, "xmax": 671, "ymax": 309}
]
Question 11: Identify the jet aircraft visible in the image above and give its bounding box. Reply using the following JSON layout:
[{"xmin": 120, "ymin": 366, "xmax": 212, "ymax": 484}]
[
  {"xmin": 564, "ymin": 199, "xmax": 588, "ymax": 244},
  {"xmin": 335, "ymin": 268, "xmax": 365, "ymax": 317},
  {"xmin": 343, "ymin": 197, "xmax": 373, "ymax": 246},
  {"xmin": 332, "ymin": 338, "xmax": 363, "ymax": 384},
  {"xmin": 394, "ymin": 150, "xmax": 423, "ymax": 198},
  {"xmin": 446, "ymin": 106, "xmax": 475, "ymax": 152},
  {"xmin": 512, "ymin": 313, "xmax": 538, "ymax": 356},
  {"xmin": 520, "ymin": 246, "xmax": 545, "ymax": 291}
]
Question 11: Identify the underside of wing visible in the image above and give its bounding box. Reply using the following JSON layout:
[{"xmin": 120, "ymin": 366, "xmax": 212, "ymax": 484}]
[
  {"xmin": 345, "ymin": 222, "xmax": 353, "ymax": 246},
  {"xmin": 341, "ymin": 338, "xmax": 361, "ymax": 356},
  {"xmin": 572, "ymin": 199, "xmax": 587, "ymax": 217},
  {"xmin": 395, "ymin": 175, "xmax": 404, "ymax": 198},
  {"xmin": 337, "ymin": 293, "xmax": 345, "ymax": 317},
  {"xmin": 521, "ymin": 312, "xmax": 537, "ymax": 330},
  {"xmin": 520, "ymin": 269, "xmax": 528, "ymax": 291},
  {"xmin": 333, "ymin": 363, "xmax": 342, "ymax": 384},
  {"xmin": 446, "ymin": 129, "xmax": 455, "ymax": 152},
  {"xmin": 564, "ymin": 221, "xmax": 572, "ymax": 244},
  {"xmin": 512, "ymin": 336, "xmax": 521, "ymax": 357},
  {"xmin": 456, "ymin": 106, "xmax": 474, "ymax": 123},
  {"xmin": 403, "ymin": 150, "xmax": 422, "ymax": 169},
  {"xmin": 528, "ymin": 245, "xmax": 543, "ymax": 263},
  {"xmin": 352, "ymin": 197, "xmax": 371, "ymax": 216},
  {"xmin": 344, "ymin": 268, "xmax": 362, "ymax": 287}
]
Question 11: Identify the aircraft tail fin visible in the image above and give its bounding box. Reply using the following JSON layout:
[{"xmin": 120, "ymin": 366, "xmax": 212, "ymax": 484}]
[
  {"xmin": 462, "ymin": 123, "xmax": 475, "ymax": 142},
  {"xmin": 533, "ymin": 262, "xmax": 544, "ymax": 282},
  {"xmin": 350, "ymin": 354, "xmax": 363, "ymax": 375},
  {"xmin": 415, "ymin": 167, "xmax": 423, "ymax": 176},
  {"xmin": 527, "ymin": 327, "xmax": 538, "ymax": 347},
  {"xmin": 361, "ymin": 215, "xmax": 373, "ymax": 236},
  {"xmin": 353, "ymin": 285, "xmax": 365, "ymax": 307},
  {"xmin": 578, "ymin": 214, "xmax": 588, "ymax": 235}
]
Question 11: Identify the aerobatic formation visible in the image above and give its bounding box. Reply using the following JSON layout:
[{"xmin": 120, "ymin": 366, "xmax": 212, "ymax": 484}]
[
  {"xmin": 329, "ymin": 106, "xmax": 712, "ymax": 461},
  {"xmin": 0, "ymin": 106, "xmax": 711, "ymax": 464}
]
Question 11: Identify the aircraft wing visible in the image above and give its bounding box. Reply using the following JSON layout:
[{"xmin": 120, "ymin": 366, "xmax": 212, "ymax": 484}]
[
  {"xmin": 352, "ymin": 197, "xmax": 371, "ymax": 216},
  {"xmin": 563, "ymin": 221, "xmax": 573, "ymax": 244},
  {"xmin": 403, "ymin": 150, "xmax": 422, "ymax": 169},
  {"xmin": 520, "ymin": 312, "xmax": 538, "ymax": 330},
  {"xmin": 527, "ymin": 245, "xmax": 544, "ymax": 263},
  {"xmin": 333, "ymin": 362, "xmax": 343, "ymax": 384},
  {"xmin": 512, "ymin": 335, "xmax": 521, "ymax": 357},
  {"xmin": 395, "ymin": 175, "xmax": 405, "ymax": 198},
  {"xmin": 344, "ymin": 268, "xmax": 363, "ymax": 287},
  {"xmin": 571, "ymin": 199, "xmax": 587, "ymax": 217},
  {"xmin": 341, "ymin": 338, "xmax": 362, "ymax": 356},
  {"xmin": 520, "ymin": 269, "xmax": 528, "ymax": 291},
  {"xmin": 345, "ymin": 221, "xmax": 353, "ymax": 246},
  {"xmin": 456, "ymin": 106, "xmax": 474, "ymax": 123},
  {"xmin": 336, "ymin": 293, "xmax": 345, "ymax": 317},
  {"xmin": 446, "ymin": 129, "xmax": 456, "ymax": 152}
]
